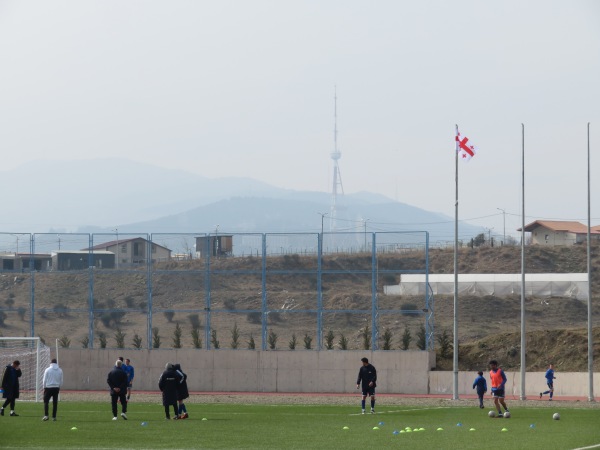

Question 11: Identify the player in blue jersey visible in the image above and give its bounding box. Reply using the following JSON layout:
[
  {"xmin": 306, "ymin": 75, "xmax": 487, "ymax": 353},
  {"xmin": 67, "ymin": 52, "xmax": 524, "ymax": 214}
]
[
  {"xmin": 540, "ymin": 364, "xmax": 556, "ymax": 401},
  {"xmin": 123, "ymin": 358, "xmax": 135, "ymax": 401},
  {"xmin": 472, "ymin": 371, "xmax": 487, "ymax": 408}
]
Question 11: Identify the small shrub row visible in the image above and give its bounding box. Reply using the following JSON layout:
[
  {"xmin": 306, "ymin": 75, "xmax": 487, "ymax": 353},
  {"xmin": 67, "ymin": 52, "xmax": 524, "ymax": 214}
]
[{"xmin": 67, "ymin": 322, "xmax": 439, "ymax": 351}]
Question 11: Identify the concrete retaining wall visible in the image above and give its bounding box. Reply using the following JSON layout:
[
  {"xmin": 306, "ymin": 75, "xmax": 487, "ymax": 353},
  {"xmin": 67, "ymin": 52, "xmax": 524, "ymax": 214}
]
[
  {"xmin": 56, "ymin": 349, "xmax": 598, "ymax": 397},
  {"xmin": 58, "ymin": 349, "xmax": 435, "ymax": 393},
  {"xmin": 429, "ymin": 370, "xmax": 600, "ymax": 398}
]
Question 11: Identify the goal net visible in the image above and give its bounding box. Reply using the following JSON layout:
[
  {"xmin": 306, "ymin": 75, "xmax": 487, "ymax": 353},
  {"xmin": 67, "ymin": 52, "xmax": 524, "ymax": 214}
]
[{"xmin": 0, "ymin": 337, "xmax": 51, "ymax": 402}]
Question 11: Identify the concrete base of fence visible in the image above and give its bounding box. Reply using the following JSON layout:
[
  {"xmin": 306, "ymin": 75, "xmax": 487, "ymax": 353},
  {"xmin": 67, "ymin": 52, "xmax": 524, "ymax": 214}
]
[
  {"xmin": 57, "ymin": 349, "xmax": 598, "ymax": 397},
  {"xmin": 429, "ymin": 369, "xmax": 600, "ymax": 398},
  {"xmin": 58, "ymin": 349, "xmax": 435, "ymax": 393}
]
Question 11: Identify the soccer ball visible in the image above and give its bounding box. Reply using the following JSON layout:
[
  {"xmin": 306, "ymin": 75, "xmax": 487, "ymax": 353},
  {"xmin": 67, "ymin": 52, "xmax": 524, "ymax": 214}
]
[
  {"xmin": 553, "ymin": 413, "xmax": 560, "ymax": 420},
  {"xmin": 488, "ymin": 411, "xmax": 496, "ymax": 418},
  {"xmin": 503, "ymin": 411, "xmax": 511, "ymax": 419}
]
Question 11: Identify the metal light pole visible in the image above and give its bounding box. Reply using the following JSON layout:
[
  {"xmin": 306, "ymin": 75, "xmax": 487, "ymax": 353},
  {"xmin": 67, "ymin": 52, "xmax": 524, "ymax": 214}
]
[
  {"xmin": 497, "ymin": 208, "xmax": 506, "ymax": 244},
  {"xmin": 520, "ymin": 123, "xmax": 526, "ymax": 400},
  {"xmin": 363, "ymin": 218, "xmax": 370, "ymax": 251},
  {"xmin": 586, "ymin": 122, "xmax": 594, "ymax": 401}
]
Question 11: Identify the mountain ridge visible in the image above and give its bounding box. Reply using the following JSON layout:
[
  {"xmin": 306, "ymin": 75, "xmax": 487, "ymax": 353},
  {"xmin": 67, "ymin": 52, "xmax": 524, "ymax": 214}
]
[{"xmin": 0, "ymin": 158, "xmax": 483, "ymax": 242}]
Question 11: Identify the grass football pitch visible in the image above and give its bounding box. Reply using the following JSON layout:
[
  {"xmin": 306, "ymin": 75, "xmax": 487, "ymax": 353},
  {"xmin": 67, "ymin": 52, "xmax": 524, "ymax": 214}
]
[{"xmin": 1, "ymin": 401, "xmax": 599, "ymax": 449}]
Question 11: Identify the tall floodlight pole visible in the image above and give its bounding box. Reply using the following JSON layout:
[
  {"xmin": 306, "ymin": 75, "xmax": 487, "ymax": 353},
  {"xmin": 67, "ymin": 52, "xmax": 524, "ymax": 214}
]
[
  {"xmin": 497, "ymin": 208, "xmax": 506, "ymax": 244},
  {"xmin": 587, "ymin": 122, "xmax": 594, "ymax": 402},
  {"xmin": 453, "ymin": 125, "xmax": 459, "ymax": 400},
  {"xmin": 520, "ymin": 124, "xmax": 526, "ymax": 400}
]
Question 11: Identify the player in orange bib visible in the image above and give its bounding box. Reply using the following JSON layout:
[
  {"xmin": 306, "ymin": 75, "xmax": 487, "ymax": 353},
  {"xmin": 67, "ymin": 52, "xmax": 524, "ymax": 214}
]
[{"xmin": 489, "ymin": 360, "xmax": 510, "ymax": 417}]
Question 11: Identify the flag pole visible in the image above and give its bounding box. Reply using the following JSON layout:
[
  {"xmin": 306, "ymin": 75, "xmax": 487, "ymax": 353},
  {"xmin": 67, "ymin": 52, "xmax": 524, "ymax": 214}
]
[
  {"xmin": 453, "ymin": 124, "xmax": 459, "ymax": 400},
  {"xmin": 587, "ymin": 122, "xmax": 595, "ymax": 402},
  {"xmin": 520, "ymin": 123, "xmax": 526, "ymax": 400}
]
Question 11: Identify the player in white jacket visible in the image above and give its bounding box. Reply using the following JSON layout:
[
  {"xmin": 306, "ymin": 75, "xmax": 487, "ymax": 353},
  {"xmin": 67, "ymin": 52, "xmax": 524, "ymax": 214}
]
[{"xmin": 42, "ymin": 359, "xmax": 63, "ymax": 421}]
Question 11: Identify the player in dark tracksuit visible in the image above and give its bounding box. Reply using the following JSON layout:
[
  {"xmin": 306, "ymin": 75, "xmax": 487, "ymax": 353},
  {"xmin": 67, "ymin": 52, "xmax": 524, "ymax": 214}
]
[
  {"xmin": 1, "ymin": 360, "xmax": 22, "ymax": 416},
  {"xmin": 174, "ymin": 363, "xmax": 189, "ymax": 419},
  {"xmin": 356, "ymin": 357, "xmax": 377, "ymax": 414}
]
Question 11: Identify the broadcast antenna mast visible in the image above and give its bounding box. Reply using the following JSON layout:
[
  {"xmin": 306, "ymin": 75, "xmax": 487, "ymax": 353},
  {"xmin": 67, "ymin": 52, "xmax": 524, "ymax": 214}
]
[{"xmin": 329, "ymin": 87, "xmax": 344, "ymax": 231}]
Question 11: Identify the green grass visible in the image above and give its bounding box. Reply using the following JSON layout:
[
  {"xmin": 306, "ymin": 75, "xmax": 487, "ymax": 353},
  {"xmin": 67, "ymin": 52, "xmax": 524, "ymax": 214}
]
[{"xmin": 1, "ymin": 401, "xmax": 599, "ymax": 449}]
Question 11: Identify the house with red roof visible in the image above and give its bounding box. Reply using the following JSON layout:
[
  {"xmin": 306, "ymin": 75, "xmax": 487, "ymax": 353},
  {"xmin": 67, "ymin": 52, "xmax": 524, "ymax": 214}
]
[{"xmin": 519, "ymin": 220, "xmax": 600, "ymax": 246}]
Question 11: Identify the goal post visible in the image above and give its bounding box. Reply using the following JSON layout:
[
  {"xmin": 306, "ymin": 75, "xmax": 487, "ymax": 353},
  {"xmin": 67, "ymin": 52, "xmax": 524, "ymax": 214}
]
[{"xmin": 0, "ymin": 337, "xmax": 51, "ymax": 402}]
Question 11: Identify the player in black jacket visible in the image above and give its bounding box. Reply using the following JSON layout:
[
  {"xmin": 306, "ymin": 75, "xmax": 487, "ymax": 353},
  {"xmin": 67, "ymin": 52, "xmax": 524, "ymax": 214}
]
[
  {"xmin": 107, "ymin": 360, "xmax": 128, "ymax": 420},
  {"xmin": 1, "ymin": 360, "xmax": 22, "ymax": 416},
  {"xmin": 174, "ymin": 363, "xmax": 189, "ymax": 419},
  {"xmin": 159, "ymin": 363, "xmax": 182, "ymax": 420},
  {"xmin": 356, "ymin": 357, "xmax": 377, "ymax": 414}
]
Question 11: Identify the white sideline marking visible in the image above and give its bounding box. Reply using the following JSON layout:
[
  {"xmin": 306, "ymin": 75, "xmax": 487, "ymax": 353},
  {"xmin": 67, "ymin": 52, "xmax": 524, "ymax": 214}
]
[
  {"xmin": 8, "ymin": 448, "xmax": 193, "ymax": 450},
  {"xmin": 572, "ymin": 444, "xmax": 600, "ymax": 450}
]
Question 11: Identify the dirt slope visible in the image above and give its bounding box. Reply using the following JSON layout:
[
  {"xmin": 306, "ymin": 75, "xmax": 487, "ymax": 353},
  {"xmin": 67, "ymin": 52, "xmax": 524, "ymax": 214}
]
[{"xmin": 1, "ymin": 243, "xmax": 598, "ymax": 371}]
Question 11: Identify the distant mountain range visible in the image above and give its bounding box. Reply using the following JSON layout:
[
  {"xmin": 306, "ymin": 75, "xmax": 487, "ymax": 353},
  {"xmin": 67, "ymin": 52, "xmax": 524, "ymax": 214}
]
[{"xmin": 0, "ymin": 158, "xmax": 483, "ymax": 244}]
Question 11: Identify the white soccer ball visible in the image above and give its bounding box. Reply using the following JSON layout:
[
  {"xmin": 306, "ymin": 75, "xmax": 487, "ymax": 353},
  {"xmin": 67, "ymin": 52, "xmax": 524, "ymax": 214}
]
[
  {"xmin": 503, "ymin": 411, "xmax": 511, "ymax": 419},
  {"xmin": 553, "ymin": 413, "xmax": 560, "ymax": 420},
  {"xmin": 488, "ymin": 410, "xmax": 496, "ymax": 418}
]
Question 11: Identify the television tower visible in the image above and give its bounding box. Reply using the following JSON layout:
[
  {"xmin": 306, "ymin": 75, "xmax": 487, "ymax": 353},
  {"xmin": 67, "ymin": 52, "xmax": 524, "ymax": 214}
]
[{"xmin": 329, "ymin": 87, "xmax": 344, "ymax": 231}]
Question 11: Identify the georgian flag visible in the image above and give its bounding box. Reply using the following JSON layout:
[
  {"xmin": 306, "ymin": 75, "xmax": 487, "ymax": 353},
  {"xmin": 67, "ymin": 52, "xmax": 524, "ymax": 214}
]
[{"xmin": 455, "ymin": 130, "xmax": 477, "ymax": 162}]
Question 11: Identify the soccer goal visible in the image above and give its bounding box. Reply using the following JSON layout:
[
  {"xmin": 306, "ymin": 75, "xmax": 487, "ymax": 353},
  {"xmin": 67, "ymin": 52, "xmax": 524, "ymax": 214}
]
[{"xmin": 0, "ymin": 337, "xmax": 51, "ymax": 402}]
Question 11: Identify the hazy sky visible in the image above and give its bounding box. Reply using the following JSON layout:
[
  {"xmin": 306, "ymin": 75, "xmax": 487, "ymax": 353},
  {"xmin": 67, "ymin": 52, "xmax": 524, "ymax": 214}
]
[{"xmin": 1, "ymin": 0, "xmax": 599, "ymax": 237}]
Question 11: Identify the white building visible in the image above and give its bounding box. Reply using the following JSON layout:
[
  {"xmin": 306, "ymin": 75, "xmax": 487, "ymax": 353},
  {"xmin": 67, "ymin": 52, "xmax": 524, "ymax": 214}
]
[{"xmin": 86, "ymin": 237, "xmax": 171, "ymax": 266}]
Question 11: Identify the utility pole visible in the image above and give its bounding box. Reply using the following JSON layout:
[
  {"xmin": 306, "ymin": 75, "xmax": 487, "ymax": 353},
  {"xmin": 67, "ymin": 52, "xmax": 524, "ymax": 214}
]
[
  {"xmin": 484, "ymin": 227, "xmax": 494, "ymax": 246},
  {"xmin": 10, "ymin": 234, "xmax": 20, "ymax": 255},
  {"xmin": 497, "ymin": 208, "xmax": 506, "ymax": 244},
  {"xmin": 318, "ymin": 212, "xmax": 328, "ymax": 237},
  {"xmin": 113, "ymin": 228, "xmax": 119, "ymax": 269},
  {"xmin": 214, "ymin": 225, "xmax": 219, "ymax": 256}
]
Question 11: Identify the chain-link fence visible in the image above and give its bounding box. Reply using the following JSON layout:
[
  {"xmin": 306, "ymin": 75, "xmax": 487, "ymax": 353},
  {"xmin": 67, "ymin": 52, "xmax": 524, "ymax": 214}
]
[{"xmin": 0, "ymin": 231, "xmax": 433, "ymax": 351}]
